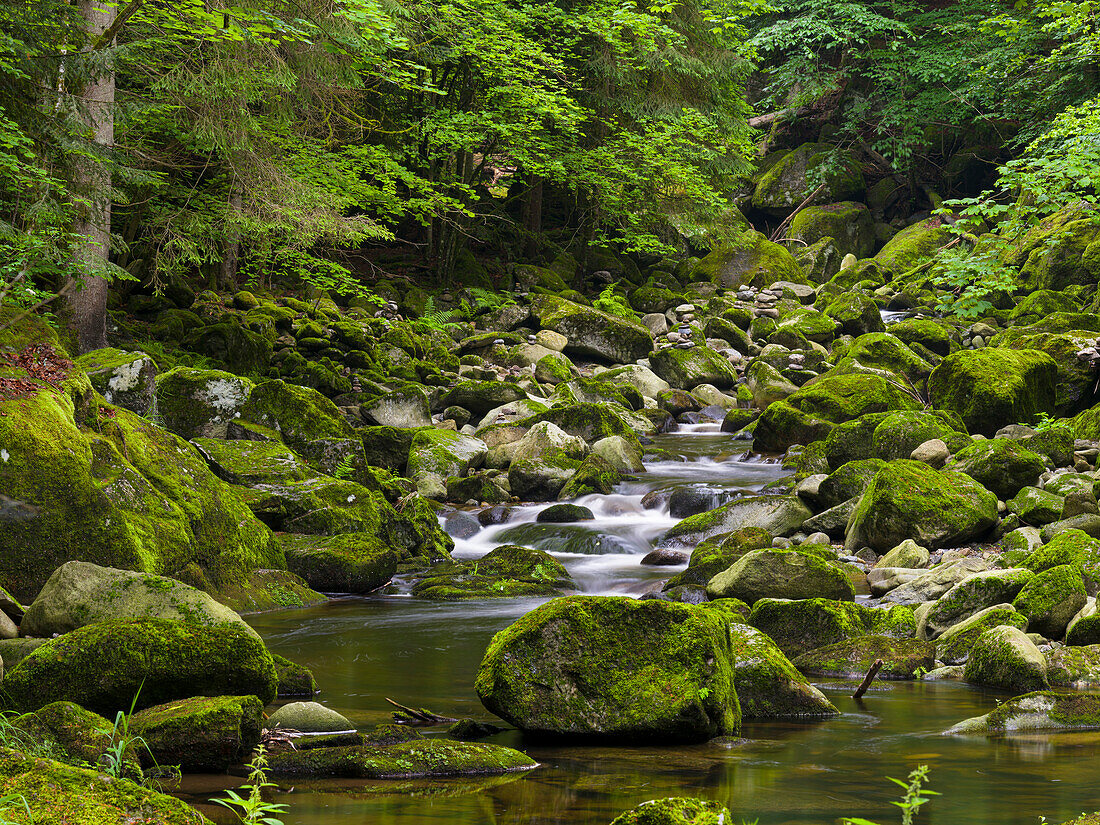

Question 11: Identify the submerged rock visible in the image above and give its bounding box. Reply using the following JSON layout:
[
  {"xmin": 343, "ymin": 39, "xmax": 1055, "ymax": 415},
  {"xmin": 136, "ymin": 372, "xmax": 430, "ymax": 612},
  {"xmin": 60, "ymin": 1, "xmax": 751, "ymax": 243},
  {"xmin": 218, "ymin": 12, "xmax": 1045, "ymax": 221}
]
[
  {"xmin": 267, "ymin": 738, "xmax": 537, "ymax": 779},
  {"xmin": 748, "ymin": 598, "xmax": 916, "ymax": 658},
  {"xmin": 609, "ymin": 797, "xmax": 733, "ymax": 825},
  {"xmin": 793, "ymin": 635, "xmax": 935, "ymax": 680},
  {"xmin": 946, "ymin": 690, "xmax": 1100, "ymax": 735},
  {"xmin": 475, "ymin": 596, "xmax": 740, "ymax": 742}
]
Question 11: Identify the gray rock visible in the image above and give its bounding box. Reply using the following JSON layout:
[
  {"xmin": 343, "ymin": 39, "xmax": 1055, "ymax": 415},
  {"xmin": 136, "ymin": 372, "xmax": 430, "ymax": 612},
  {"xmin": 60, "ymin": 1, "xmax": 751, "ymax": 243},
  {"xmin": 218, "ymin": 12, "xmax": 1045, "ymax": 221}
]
[
  {"xmin": 881, "ymin": 558, "xmax": 991, "ymax": 605},
  {"xmin": 268, "ymin": 701, "xmax": 354, "ymax": 733},
  {"xmin": 910, "ymin": 438, "xmax": 950, "ymax": 468}
]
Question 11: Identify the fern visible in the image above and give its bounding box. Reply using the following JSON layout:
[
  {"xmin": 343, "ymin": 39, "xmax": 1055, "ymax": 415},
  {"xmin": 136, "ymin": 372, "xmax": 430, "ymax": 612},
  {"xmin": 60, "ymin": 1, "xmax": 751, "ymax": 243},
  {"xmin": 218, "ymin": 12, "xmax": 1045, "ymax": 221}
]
[{"xmin": 419, "ymin": 297, "xmax": 462, "ymax": 331}]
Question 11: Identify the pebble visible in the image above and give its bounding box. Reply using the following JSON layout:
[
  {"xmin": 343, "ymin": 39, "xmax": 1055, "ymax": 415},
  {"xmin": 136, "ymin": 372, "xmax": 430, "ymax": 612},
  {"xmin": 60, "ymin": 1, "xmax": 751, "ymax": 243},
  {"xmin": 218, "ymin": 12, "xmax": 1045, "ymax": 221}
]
[
  {"xmin": 667, "ymin": 332, "xmax": 682, "ymax": 344},
  {"xmin": 677, "ymin": 341, "xmax": 696, "ymax": 349}
]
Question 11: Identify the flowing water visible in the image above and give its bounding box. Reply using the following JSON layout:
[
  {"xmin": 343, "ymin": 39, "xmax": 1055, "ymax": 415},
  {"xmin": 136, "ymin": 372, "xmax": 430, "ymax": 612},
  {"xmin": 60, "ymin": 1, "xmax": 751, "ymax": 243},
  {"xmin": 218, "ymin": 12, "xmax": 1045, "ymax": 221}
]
[{"xmin": 194, "ymin": 425, "xmax": 1100, "ymax": 825}]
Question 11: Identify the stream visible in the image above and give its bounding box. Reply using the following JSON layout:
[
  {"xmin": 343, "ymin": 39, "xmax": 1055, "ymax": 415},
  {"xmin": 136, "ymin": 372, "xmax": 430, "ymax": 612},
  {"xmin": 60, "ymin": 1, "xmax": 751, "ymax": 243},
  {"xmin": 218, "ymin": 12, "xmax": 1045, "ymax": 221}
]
[{"xmin": 208, "ymin": 425, "xmax": 1100, "ymax": 825}]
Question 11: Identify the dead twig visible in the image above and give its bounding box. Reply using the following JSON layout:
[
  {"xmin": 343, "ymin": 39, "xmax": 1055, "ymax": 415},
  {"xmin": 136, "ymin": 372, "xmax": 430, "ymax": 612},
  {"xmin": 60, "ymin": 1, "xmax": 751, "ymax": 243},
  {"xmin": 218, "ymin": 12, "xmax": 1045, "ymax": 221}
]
[
  {"xmin": 853, "ymin": 659, "xmax": 884, "ymax": 699},
  {"xmin": 386, "ymin": 697, "xmax": 459, "ymax": 726}
]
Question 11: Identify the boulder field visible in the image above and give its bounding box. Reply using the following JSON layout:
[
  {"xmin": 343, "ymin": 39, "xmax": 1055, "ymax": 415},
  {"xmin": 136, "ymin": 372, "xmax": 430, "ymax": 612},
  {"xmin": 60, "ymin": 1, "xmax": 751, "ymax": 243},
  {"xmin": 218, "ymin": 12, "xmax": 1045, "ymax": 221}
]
[{"xmin": 6, "ymin": 174, "xmax": 1100, "ymax": 822}]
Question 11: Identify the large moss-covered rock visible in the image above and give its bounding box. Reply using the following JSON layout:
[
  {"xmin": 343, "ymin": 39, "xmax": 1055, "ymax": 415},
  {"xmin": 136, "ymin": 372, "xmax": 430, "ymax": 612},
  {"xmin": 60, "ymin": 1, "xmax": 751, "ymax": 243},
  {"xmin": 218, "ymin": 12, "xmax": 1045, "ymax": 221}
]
[
  {"xmin": 439, "ymin": 381, "xmax": 528, "ymax": 417},
  {"xmin": 411, "ymin": 544, "xmax": 574, "ymax": 600},
  {"xmin": 817, "ymin": 459, "xmax": 887, "ymax": 510},
  {"xmin": 789, "ymin": 202, "xmax": 875, "ymax": 260},
  {"xmin": 928, "ymin": 349, "xmax": 1058, "ymax": 436},
  {"xmin": 661, "ymin": 495, "xmax": 811, "ymax": 546},
  {"xmin": 845, "ymin": 461, "xmax": 998, "ymax": 552},
  {"xmin": 77, "ymin": 349, "xmax": 157, "ymax": 417},
  {"xmin": 947, "ymin": 691, "xmax": 1100, "ymax": 735},
  {"xmin": 706, "ymin": 549, "xmax": 854, "ymax": 604},
  {"xmin": 518, "ymin": 403, "xmax": 648, "ymax": 447},
  {"xmin": 475, "ymin": 596, "xmax": 740, "ymax": 742},
  {"xmin": 993, "ymin": 329, "xmax": 1100, "ymax": 415},
  {"xmin": 129, "ymin": 695, "xmax": 263, "ymax": 772},
  {"xmin": 280, "ymin": 532, "xmax": 398, "ymax": 592},
  {"xmin": 827, "ymin": 333, "xmax": 932, "ymax": 386},
  {"xmin": 1009, "ymin": 486, "xmax": 1066, "ymax": 526},
  {"xmin": 191, "ymin": 437, "xmax": 313, "ymax": 486},
  {"xmin": 950, "ymin": 439, "xmax": 1047, "ymax": 499},
  {"xmin": 924, "ymin": 569, "xmax": 1035, "ymax": 638},
  {"xmin": 183, "ymin": 320, "xmax": 272, "ymax": 376},
  {"xmin": 609, "ymin": 797, "xmax": 732, "ymax": 825},
  {"xmin": 20, "ymin": 561, "xmax": 255, "ymax": 639},
  {"xmin": 753, "ymin": 374, "xmax": 921, "ymax": 453},
  {"xmin": 2, "ymin": 618, "xmax": 277, "ymax": 714},
  {"xmin": 934, "ymin": 604, "xmax": 1029, "ymax": 665},
  {"xmin": 752, "ymin": 144, "xmax": 864, "ymax": 212},
  {"xmin": 407, "ymin": 429, "xmax": 487, "ymax": 488},
  {"xmin": 8, "ymin": 702, "xmax": 127, "ymax": 772},
  {"xmin": 1009, "ymin": 206, "xmax": 1100, "ymax": 291},
  {"xmin": 963, "ymin": 625, "xmax": 1049, "ymax": 692},
  {"xmin": 888, "ymin": 318, "xmax": 953, "ymax": 357},
  {"xmin": 690, "ymin": 232, "xmax": 807, "ymax": 288},
  {"xmin": 239, "ymin": 379, "xmax": 360, "ymax": 472},
  {"xmin": 1012, "ymin": 564, "xmax": 1088, "ymax": 638},
  {"xmin": 823, "ymin": 293, "xmax": 885, "ymax": 337},
  {"xmin": 0, "ymin": 380, "xmax": 281, "ymax": 601},
  {"xmin": 155, "ymin": 367, "xmax": 255, "ymax": 440},
  {"xmin": 268, "ymin": 701, "xmax": 353, "ymax": 733},
  {"xmin": 881, "ymin": 558, "xmax": 990, "ymax": 605},
  {"xmin": 871, "ymin": 411, "xmax": 967, "ymax": 462},
  {"xmin": 748, "ymin": 598, "xmax": 916, "ymax": 658},
  {"xmin": 0, "ymin": 748, "xmax": 212, "ymax": 825},
  {"xmin": 266, "ymin": 738, "xmax": 537, "ymax": 779},
  {"xmin": 793, "ymin": 635, "xmax": 935, "ymax": 680},
  {"xmin": 529, "ymin": 295, "xmax": 653, "ymax": 364},
  {"xmin": 649, "ymin": 346, "xmax": 738, "ymax": 390},
  {"xmin": 873, "ymin": 217, "xmax": 955, "ymax": 276}
]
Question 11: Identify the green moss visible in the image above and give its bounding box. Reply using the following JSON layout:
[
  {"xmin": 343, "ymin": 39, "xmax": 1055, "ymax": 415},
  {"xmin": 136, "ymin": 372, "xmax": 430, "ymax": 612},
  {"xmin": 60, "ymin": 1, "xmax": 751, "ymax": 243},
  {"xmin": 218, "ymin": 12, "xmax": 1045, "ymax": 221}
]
[
  {"xmin": 823, "ymin": 292, "xmax": 884, "ymax": 337},
  {"xmin": 790, "ymin": 202, "xmax": 875, "ymax": 259},
  {"xmin": 689, "ymin": 232, "xmax": 807, "ymax": 288},
  {"xmin": 870, "ymin": 410, "xmax": 967, "ymax": 461},
  {"xmin": 609, "ymin": 797, "xmax": 732, "ymax": 825},
  {"xmin": 279, "ymin": 532, "xmax": 398, "ymax": 593},
  {"xmin": 1008, "ymin": 486, "xmax": 1065, "ymax": 526},
  {"xmin": 962, "ymin": 624, "xmax": 1049, "ymax": 692},
  {"xmin": 948, "ymin": 691, "xmax": 1100, "ymax": 735},
  {"xmin": 529, "ymin": 295, "xmax": 653, "ymax": 364},
  {"xmin": 475, "ymin": 596, "xmax": 740, "ymax": 742},
  {"xmin": 826, "ymin": 332, "xmax": 932, "ymax": 386},
  {"xmin": 129, "ymin": 695, "xmax": 263, "ymax": 772},
  {"xmin": 0, "ymin": 747, "xmax": 211, "ymax": 824},
  {"xmin": 925, "ymin": 569, "xmax": 1035, "ymax": 637},
  {"xmin": 240, "ymin": 379, "xmax": 356, "ymax": 448},
  {"xmin": 792, "ymin": 635, "xmax": 935, "ymax": 680},
  {"xmin": 648, "ymin": 346, "xmax": 739, "ymax": 391},
  {"xmin": 934, "ymin": 604, "xmax": 1030, "ymax": 665},
  {"xmin": 411, "ymin": 544, "xmax": 574, "ymax": 600},
  {"xmin": 845, "ymin": 460, "xmax": 998, "ymax": 552},
  {"xmin": 519, "ymin": 403, "xmax": 644, "ymax": 449},
  {"xmin": 2, "ymin": 618, "xmax": 277, "ymax": 715},
  {"xmin": 721, "ymin": 622, "xmax": 838, "ymax": 717},
  {"xmin": 748, "ymin": 598, "xmax": 916, "ymax": 658},
  {"xmin": 272, "ymin": 652, "xmax": 318, "ymax": 697},
  {"xmin": 752, "ymin": 144, "xmax": 865, "ymax": 211},
  {"xmin": 888, "ymin": 318, "xmax": 953, "ymax": 356},
  {"xmin": 267, "ymin": 738, "xmax": 536, "ymax": 778},
  {"xmin": 873, "ymin": 217, "xmax": 955, "ymax": 276},
  {"xmin": 1012, "ymin": 563, "xmax": 1087, "ymax": 638},
  {"xmin": 706, "ymin": 549, "xmax": 855, "ymax": 603},
  {"xmin": 950, "ymin": 438, "xmax": 1046, "ymax": 499},
  {"xmin": 928, "ymin": 348, "xmax": 1058, "ymax": 436},
  {"xmin": 8, "ymin": 702, "xmax": 126, "ymax": 771},
  {"xmin": 754, "ymin": 374, "xmax": 922, "ymax": 453}
]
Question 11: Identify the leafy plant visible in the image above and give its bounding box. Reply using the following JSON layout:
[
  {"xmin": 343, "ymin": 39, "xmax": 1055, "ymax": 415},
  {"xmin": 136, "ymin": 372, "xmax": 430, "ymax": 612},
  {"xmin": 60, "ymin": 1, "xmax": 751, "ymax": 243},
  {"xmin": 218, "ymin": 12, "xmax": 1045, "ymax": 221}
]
[
  {"xmin": 416, "ymin": 297, "xmax": 462, "ymax": 332},
  {"xmin": 1030, "ymin": 412, "xmax": 1068, "ymax": 433},
  {"xmin": 927, "ymin": 244, "xmax": 1017, "ymax": 319},
  {"xmin": 593, "ymin": 285, "xmax": 637, "ymax": 321},
  {"xmin": 211, "ymin": 745, "xmax": 288, "ymax": 825},
  {"xmin": 844, "ymin": 765, "xmax": 939, "ymax": 825},
  {"xmin": 0, "ymin": 793, "xmax": 31, "ymax": 825},
  {"xmin": 98, "ymin": 685, "xmax": 151, "ymax": 782},
  {"xmin": 330, "ymin": 455, "xmax": 357, "ymax": 481}
]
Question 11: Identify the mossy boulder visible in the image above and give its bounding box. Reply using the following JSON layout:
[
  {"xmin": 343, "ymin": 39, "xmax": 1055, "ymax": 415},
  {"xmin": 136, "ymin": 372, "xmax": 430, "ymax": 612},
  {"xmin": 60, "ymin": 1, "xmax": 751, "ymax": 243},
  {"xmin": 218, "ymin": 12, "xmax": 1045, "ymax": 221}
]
[
  {"xmin": 1009, "ymin": 487, "xmax": 1066, "ymax": 526},
  {"xmin": 407, "ymin": 429, "xmax": 487, "ymax": 482},
  {"xmin": 823, "ymin": 292, "xmax": 885, "ymax": 337},
  {"xmin": 924, "ymin": 569, "xmax": 1035, "ymax": 638},
  {"xmin": 272, "ymin": 653, "xmax": 317, "ymax": 697},
  {"xmin": 873, "ymin": 217, "xmax": 955, "ymax": 276},
  {"xmin": 411, "ymin": 544, "xmax": 574, "ymax": 600},
  {"xmin": 827, "ymin": 332, "xmax": 932, "ymax": 386},
  {"xmin": 934, "ymin": 604, "xmax": 1029, "ymax": 665},
  {"xmin": 949, "ymin": 438, "xmax": 1046, "ymax": 499},
  {"xmin": 1012, "ymin": 564, "xmax": 1088, "ymax": 638},
  {"xmin": 190, "ymin": 437, "xmax": 313, "ymax": 486},
  {"xmin": 793, "ymin": 635, "xmax": 935, "ymax": 680},
  {"xmin": 609, "ymin": 797, "xmax": 732, "ymax": 825},
  {"xmin": 20, "ymin": 561, "xmax": 256, "ymax": 639},
  {"xmin": 844, "ymin": 461, "xmax": 998, "ymax": 552},
  {"xmin": 239, "ymin": 379, "xmax": 360, "ymax": 471},
  {"xmin": 706, "ymin": 549, "xmax": 855, "ymax": 604},
  {"xmin": 77, "ymin": 349, "xmax": 157, "ymax": 416},
  {"xmin": 279, "ymin": 532, "xmax": 398, "ymax": 593},
  {"xmin": 1046, "ymin": 643, "xmax": 1100, "ymax": 687},
  {"xmin": 475, "ymin": 596, "xmax": 740, "ymax": 742},
  {"xmin": 748, "ymin": 598, "xmax": 916, "ymax": 658},
  {"xmin": 0, "ymin": 383, "xmax": 280, "ymax": 602},
  {"xmin": 690, "ymin": 232, "xmax": 807, "ymax": 288},
  {"xmin": 183, "ymin": 320, "xmax": 272, "ymax": 376},
  {"xmin": 649, "ymin": 346, "xmax": 738, "ymax": 391},
  {"xmin": 817, "ymin": 459, "xmax": 887, "ymax": 509},
  {"xmin": 530, "ymin": 295, "xmax": 653, "ymax": 364},
  {"xmin": 947, "ymin": 691, "xmax": 1100, "ymax": 735},
  {"xmin": 993, "ymin": 329, "xmax": 1100, "ymax": 415},
  {"xmin": 267, "ymin": 701, "xmax": 353, "ymax": 733},
  {"xmin": 266, "ymin": 738, "xmax": 536, "ymax": 779},
  {"xmin": 753, "ymin": 373, "xmax": 921, "ymax": 453},
  {"xmin": 0, "ymin": 748, "xmax": 212, "ymax": 825},
  {"xmin": 129, "ymin": 695, "xmax": 263, "ymax": 772},
  {"xmin": 888, "ymin": 318, "xmax": 953, "ymax": 357},
  {"xmin": 721, "ymin": 622, "xmax": 838, "ymax": 717},
  {"xmin": 2, "ymin": 618, "xmax": 277, "ymax": 715},
  {"xmin": 871, "ymin": 410, "xmax": 968, "ymax": 461},
  {"xmin": 928, "ymin": 348, "xmax": 1058, "ymax": 436},
  {"xmin": 8, "ymin": 702, "xmax": 130, "ymax": 773},
  {"xmin": 661, "ymin": 495, "xmax": 811, "ymax": 546},
  {"xmin": 789, "ymin": 202, "xmax": 875, "ymax": 260},
  {"xmin": 519, "ymin": 403, "xmax": 647, "ymax": 447},
  {"xmin": 963, "ymin": 624, "xmax": 1049, "ymax": 692},
  {"xmin": 1013, "ymin": 211, "xmax": 1100, "ymax": 291},
  {"xmin": 752, "ymin": 144, "xmax": 864, "ymax": 212}
]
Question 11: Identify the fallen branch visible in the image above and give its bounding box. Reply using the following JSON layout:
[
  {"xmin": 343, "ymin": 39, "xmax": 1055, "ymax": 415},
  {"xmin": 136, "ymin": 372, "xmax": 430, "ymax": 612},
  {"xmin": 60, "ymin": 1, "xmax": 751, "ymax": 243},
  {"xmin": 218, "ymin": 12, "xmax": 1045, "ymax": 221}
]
[
  {"xmin": 769, "ymin": 183, "xmax": 827, "ymax": 243},
  {"xmin": 853, "ymin": 659, "xmax": 884, "ymax": 699},
  {"xmin": 747, "ymin": 106, "xmax": 817, "ymax": 129},
  {"xmin": 386, "ymin": 697, "xmax": 459, "ymax": 726}
]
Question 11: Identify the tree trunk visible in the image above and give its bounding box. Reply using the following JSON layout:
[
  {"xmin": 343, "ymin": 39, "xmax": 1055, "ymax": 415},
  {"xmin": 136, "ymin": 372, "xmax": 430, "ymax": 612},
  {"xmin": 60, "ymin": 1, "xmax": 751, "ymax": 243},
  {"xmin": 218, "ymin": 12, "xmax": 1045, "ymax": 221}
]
[
  {"xmin": 219, "ymin": 179, "xmax": 244, "ymax": 290},
  {"xmin": 522, "ymin": 176, "xmax": 543, "ymax": 260},
  {"xmin": 68, "ymin": 0, "xmax": 116, "ymax": 353}
]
